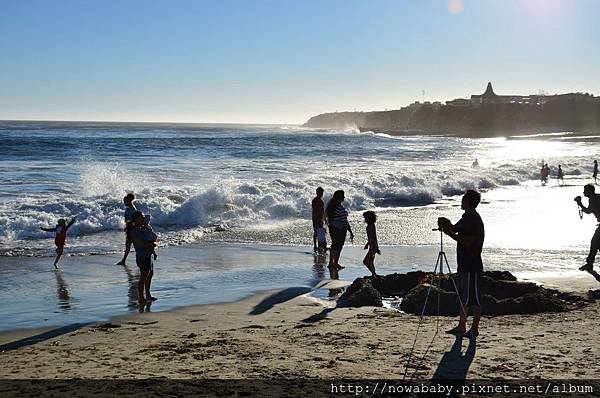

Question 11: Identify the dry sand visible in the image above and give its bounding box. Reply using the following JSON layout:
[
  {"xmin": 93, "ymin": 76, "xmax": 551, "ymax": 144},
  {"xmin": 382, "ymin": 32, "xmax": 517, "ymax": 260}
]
[{"xmin": 1, "ymin": 276, "xmax": 599, "ymax": 394}]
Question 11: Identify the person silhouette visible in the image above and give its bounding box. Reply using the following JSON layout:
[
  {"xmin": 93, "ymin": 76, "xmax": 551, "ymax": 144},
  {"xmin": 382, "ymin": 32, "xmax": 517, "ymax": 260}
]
[
  {"xmin": 326, "ymin": 190, "xmax": 354, "ymax": 270},
  {"xmin": 557, "ymin": 165, "xmax": 564, "ymax": 185},
  {"xmin": 575, "ymin": 184, "xmax": 600, "ymax": 272},
  {"xmin": 438, "ymin": 190, "xmax": 485, "ymax": 339},
  {"xmin": 593, "ymin": 160, "xmax": 598, "ymax": 185},
  {"xmin": 311, "ymin": 187, "xmax": 326, "ymax": 253}
]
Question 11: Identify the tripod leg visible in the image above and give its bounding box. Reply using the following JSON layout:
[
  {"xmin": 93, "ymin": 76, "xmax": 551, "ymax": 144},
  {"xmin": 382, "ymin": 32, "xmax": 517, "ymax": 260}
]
[
  {"xmin": 418, "ymin": 253, "xmax": 442, "ymax": 317},
  {"xmin": 442, "ymin": 252, "xmax": 467, "ymax": 316}
]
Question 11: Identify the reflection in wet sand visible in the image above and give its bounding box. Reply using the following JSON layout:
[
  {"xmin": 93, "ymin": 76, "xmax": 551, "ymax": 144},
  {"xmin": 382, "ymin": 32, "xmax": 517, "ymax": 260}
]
[
  {"xmin": 327, "ymin": 264, "xmax": 343, "ymax": 298},
  {"xmin": 312, "ymin": 253, "xmax": 327, "ymax": 281},
  {"xmin": 54, "ymin": 270, "xmax": 71, "ymax": 311},
  {"xmin": 121, "ymin": 264, "xmax": 139, "ymax": 309}
]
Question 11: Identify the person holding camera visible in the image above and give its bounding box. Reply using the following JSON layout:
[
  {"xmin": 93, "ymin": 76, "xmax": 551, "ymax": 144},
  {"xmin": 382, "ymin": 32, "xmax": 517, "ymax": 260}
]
[
  {"xmin": 438, "ymin": 190, "xmax": 485, "ymax": 339},
  {"xmin": 575, "ymin": 184, "xmax": 600, "ymax": 272}
]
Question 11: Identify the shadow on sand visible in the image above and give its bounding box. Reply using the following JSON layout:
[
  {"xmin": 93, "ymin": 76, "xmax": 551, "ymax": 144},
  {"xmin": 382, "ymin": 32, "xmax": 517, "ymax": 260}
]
[
  {"xmin": 431, "ymin": 335, "xmax": 476, "ymax": 382},
  {"xmin": 249, "ymin": 287, "xmax": 313, "ymax": 315},
  {"xmin": 0, "ymin": 323, "xmax": 91, "ymax": 352}
]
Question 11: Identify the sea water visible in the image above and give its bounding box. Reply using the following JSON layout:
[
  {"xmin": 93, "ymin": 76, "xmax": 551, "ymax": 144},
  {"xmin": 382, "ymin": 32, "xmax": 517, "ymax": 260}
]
[{"xmin": 0, "ymin": 121, "xmax": 598, "ymax": 331}]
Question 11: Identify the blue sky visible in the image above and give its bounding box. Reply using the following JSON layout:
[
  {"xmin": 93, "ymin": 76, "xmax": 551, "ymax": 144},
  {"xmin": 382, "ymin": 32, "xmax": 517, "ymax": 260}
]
[{"xmin": 0, "ymin": 0, "xmax": 598, "ymax": 124}]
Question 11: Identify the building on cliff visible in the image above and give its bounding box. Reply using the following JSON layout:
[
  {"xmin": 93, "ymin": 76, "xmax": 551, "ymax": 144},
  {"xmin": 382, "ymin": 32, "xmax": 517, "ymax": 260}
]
[{"xmin": 443, "ymin": 82, "xmax": 600, "ymax": 107}]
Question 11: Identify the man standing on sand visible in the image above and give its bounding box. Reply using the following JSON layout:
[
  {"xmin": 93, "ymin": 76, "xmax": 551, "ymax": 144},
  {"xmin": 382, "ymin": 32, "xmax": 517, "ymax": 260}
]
[
  {"xmin": 438, "ymin": 190, "xmax": 485, "ymax": 340},
  {"xmin": 593, "ymin": 160, "xmax": 598, "ymax": 185},
  {"xmin": 312, "ymin": 187, "xmax": 326, "ymax": 252},
  {"xmin": 575, "ymin": 184, "xmax": 600, "ymax": 272}
]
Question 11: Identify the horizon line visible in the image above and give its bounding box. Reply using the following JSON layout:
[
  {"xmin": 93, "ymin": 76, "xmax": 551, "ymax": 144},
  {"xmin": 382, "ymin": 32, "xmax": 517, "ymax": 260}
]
[{"xmin": 0, "ymin": 118, "xmax": 303, "ymax": 126}]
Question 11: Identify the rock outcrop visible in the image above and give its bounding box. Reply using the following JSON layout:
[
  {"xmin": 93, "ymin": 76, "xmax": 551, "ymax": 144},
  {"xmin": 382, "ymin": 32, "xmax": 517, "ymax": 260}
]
[{"xmin": 339, "ymin": 271, "xmax": 590, "ymax": 315}]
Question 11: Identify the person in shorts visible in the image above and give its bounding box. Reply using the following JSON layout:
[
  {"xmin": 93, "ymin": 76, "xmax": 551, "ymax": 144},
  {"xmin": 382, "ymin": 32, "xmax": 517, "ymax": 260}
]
[
  {"xmin": 438, "ymin": 190, "xmax": 485, "ymax": 340},
  {"xmin": 312, "ymin": 187, "xmax": 326, "ymax": 253},
  {"xmin": 129, "ymin": 211, "xmax": 158, "ymax": 304},
  {"xmin": 117, "ymin": 193, "xmax": 137, "ymax": 265}
]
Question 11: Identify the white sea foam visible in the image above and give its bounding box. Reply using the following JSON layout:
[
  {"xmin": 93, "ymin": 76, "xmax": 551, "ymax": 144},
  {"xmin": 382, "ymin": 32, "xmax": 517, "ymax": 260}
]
[{"xmin": 0, "ymin": 154, "xmax": 593, "ymax": 255}]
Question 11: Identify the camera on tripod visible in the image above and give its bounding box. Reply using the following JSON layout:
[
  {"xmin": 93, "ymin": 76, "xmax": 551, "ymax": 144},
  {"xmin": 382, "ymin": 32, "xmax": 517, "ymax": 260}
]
[{"xmin": 436, "ymin": 217, "xmax": 450, "ymax": 231}]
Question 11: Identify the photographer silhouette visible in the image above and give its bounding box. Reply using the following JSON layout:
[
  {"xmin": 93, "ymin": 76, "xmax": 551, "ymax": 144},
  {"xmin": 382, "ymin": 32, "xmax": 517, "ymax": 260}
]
[
  {"xmin": 438, "ymin": 190, "xmax": 485, "ymax": 340},
  {"xmin": 576, "ymin": 184, "xmax": 600, "ymax": 272}
]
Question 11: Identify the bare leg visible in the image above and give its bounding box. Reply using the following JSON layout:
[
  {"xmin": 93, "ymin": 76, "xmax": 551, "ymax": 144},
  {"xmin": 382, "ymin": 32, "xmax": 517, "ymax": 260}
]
[
  {"xmin": 328, "ymin": 249, "xmax": 339, "ymax": 268},
  {"xmin": 54, "ymin": 246, "xmax": 63, "ymax": 268},
  {"xmin": 470, "ymin": 306, "xmax": 482, "ymax": 331},
  {"xmin": 117, "ymin": 241, "xmax": 131, "ymax": 265},
  {"xmin": 313, "ymin": 230, "xmax": 317, "ymax": 251},
  {"xmin": 145, "ymin": 270, "xmax": 156, "ymax": 300},
  {"xmin": 138, "ymin": 269, "xmax": 149, "ymax": 303},
  {"xmin": 53, "ymin": 254, "xmax": 61, "ymax": 268},
  {"xmin": 585, "ymin": 228, "xmax": 600, "ymax": 268}
]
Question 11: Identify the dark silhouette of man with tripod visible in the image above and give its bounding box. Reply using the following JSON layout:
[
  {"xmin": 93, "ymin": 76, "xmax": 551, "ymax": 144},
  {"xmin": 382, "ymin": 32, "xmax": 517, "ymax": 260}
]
[{"xmin": 438, "ymin": 190, "xmax": 485, "ymax": 339}]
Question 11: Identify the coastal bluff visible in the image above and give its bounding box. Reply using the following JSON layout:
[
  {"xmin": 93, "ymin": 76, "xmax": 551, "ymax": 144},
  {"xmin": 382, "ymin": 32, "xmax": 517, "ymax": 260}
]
[{"xmin": 303, "ymin": 98, "xmax": 600, "ymax": 138}]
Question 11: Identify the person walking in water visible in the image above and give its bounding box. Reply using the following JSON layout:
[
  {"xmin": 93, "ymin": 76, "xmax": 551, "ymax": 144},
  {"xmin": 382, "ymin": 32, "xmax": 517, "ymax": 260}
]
[
  {"xmin": 311, "ymin": 187, "xmax": 326, "ymax": 253},
  {"xmin": 129, "ymin": 211, "xmax": 158, "ymax": 304},
  {"xmin": 40, "ymin": 216, "xmax": 77, "ymax": 268},
  {"xmin": 557, "ymin": 165, "xmax": 564, "ymax": 186},
  {"xmin": 575, "ymin": 184, "xmax": 600, "ymax": 272},
  {"xmin": 117, "ymin": 193, "xmax": 137, "ymax": 266},
  {"xmin": 438, "ymin": 190, "xmax": 485, "ymax": 340},
  {"xmin": 362, "ymin": 210, "xmax": 380, "ymax": 276},
  {"xmin": 326, "ymin": 190, "xmax": 354, "ymax": 270},
  {"xmin": 594, "ymin": 160, "xmax": 598, "ymax": 185}
]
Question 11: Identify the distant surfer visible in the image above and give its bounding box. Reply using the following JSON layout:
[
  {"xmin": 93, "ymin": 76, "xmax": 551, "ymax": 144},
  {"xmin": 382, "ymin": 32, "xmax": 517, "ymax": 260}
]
[
  {"xmin": 326, "ymin": 190, "xmax": 354, "ymax": 270},
  {"xmin": 471, "ymin": 159, "xmax": 479, "ymax": 168},
  {"xmin": 40, "ymin": 216, "xmax": 77, "ymax": 268},
  {"xmin": 557, "ymin": 164, "xmax": 564, "ymax": 185},
  {"xmin": 594, "ymin": 160, "xmax": 598, "ymax": 185},
  {"xmin": 438, "ymin": 190, "xmax": 485, "ymax": 339},
  {"xmin": 311, "ymin": 187, "xmax": 326, "ymax": 253},
  {"xmin": 117, "ymin": 193, "xmax": 137, "ymax": 266},
  {"xmin": 362, "ymin": 211, "xmax": 380, "ymax": 276},
  {"xmin": 575, "ymin": 184, "xmax": 600, "ymax": 272}
]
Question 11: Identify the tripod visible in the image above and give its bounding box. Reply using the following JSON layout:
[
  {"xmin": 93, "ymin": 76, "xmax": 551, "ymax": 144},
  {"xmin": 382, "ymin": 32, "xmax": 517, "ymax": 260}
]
[{"xmin": 402, "ymin": 228, "xmax": 465, "ymax": 380}]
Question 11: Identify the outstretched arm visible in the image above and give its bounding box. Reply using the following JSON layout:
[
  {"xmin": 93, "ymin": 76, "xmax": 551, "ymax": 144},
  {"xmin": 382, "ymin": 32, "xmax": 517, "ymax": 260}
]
[
  {"xmin": 66, "ymin": 217, "xmax": 77, "ymax": 229},
  {"xmin": 40, "ymin": 227, "xmax": 56, "ymax": 232}
]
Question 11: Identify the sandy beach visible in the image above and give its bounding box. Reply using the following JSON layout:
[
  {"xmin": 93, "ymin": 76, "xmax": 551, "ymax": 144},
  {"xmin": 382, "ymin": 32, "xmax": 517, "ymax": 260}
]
[{"xmin": 1, "ymin": 275, "xmax": 599, "ymax": 396}]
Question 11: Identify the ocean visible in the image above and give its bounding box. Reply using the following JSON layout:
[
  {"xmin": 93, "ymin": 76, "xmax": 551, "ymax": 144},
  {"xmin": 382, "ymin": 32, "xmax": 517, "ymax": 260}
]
[{"xmin": 0, "ymin": 121, "xmax": 598, "ymax": 331}]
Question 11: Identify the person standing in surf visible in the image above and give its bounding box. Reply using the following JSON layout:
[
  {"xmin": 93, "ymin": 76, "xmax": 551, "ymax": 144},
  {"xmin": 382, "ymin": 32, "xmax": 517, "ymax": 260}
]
[
  {"xmin": 117, "ymin": 193, "xmax": 137, "ymax": 266},
  {"xmin": 593, "ymin": 160, "xmax": 598, "ymax": 185},
  {"xmin": 129, "ymin": 211, "xmax": 158, "ymax": 304},
  {"xmin": 362, "ymin": 210, "xmax": 380, "ymax": 276},
  {"xmin": 438, "ymin": 190, "xmax": 485, "ymax": 340},
  {"xmin": 40, "ymin": 216, "xmax": 77, "ymax": 268},
  {"xmin": 557, "ymin": 165, "xmax": 564, "ymax": 185},
  {"xmin": 575, "ymin": 184, "xmax": 600, "ymax": 272},
  {"xmin": 326, "ymin": 190, "xmax": 354, "ymax": 270},
  {"xmin": 312, "ymin": 187, "xmax": 326, "ymax": 253}
]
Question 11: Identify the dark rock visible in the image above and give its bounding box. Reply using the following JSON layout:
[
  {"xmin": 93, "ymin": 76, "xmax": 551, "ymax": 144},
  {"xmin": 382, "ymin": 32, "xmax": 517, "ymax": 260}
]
[
  {"xmin": 369, "ymin": 271, "xmax": 428, "ymax": 296},
  {"xmin": 342, "ymin": 270, "xmax": 585, "ymax": 315},
  {"xmin": 588, "ymin": 289, "xmax": 600, "ymax": 301},
  {"xmin": 400, "ymin": 283, "xmax": 459, "ymax": 316},
  {"xmin": 338, "ymin": 277, "xmax": 383, "ymax": 308}
]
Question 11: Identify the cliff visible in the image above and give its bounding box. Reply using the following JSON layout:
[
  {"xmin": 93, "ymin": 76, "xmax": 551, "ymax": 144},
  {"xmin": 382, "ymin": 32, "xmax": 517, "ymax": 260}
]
[{"xmin": 303, "ymin": 98, "xmax": 600, "ymax": 137}]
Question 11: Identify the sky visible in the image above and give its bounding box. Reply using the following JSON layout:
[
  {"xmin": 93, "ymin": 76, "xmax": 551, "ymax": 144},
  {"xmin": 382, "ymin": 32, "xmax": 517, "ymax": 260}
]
[{"xmin": 0, "ymin": 0, "xmax": 599, "ymax": 124}]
